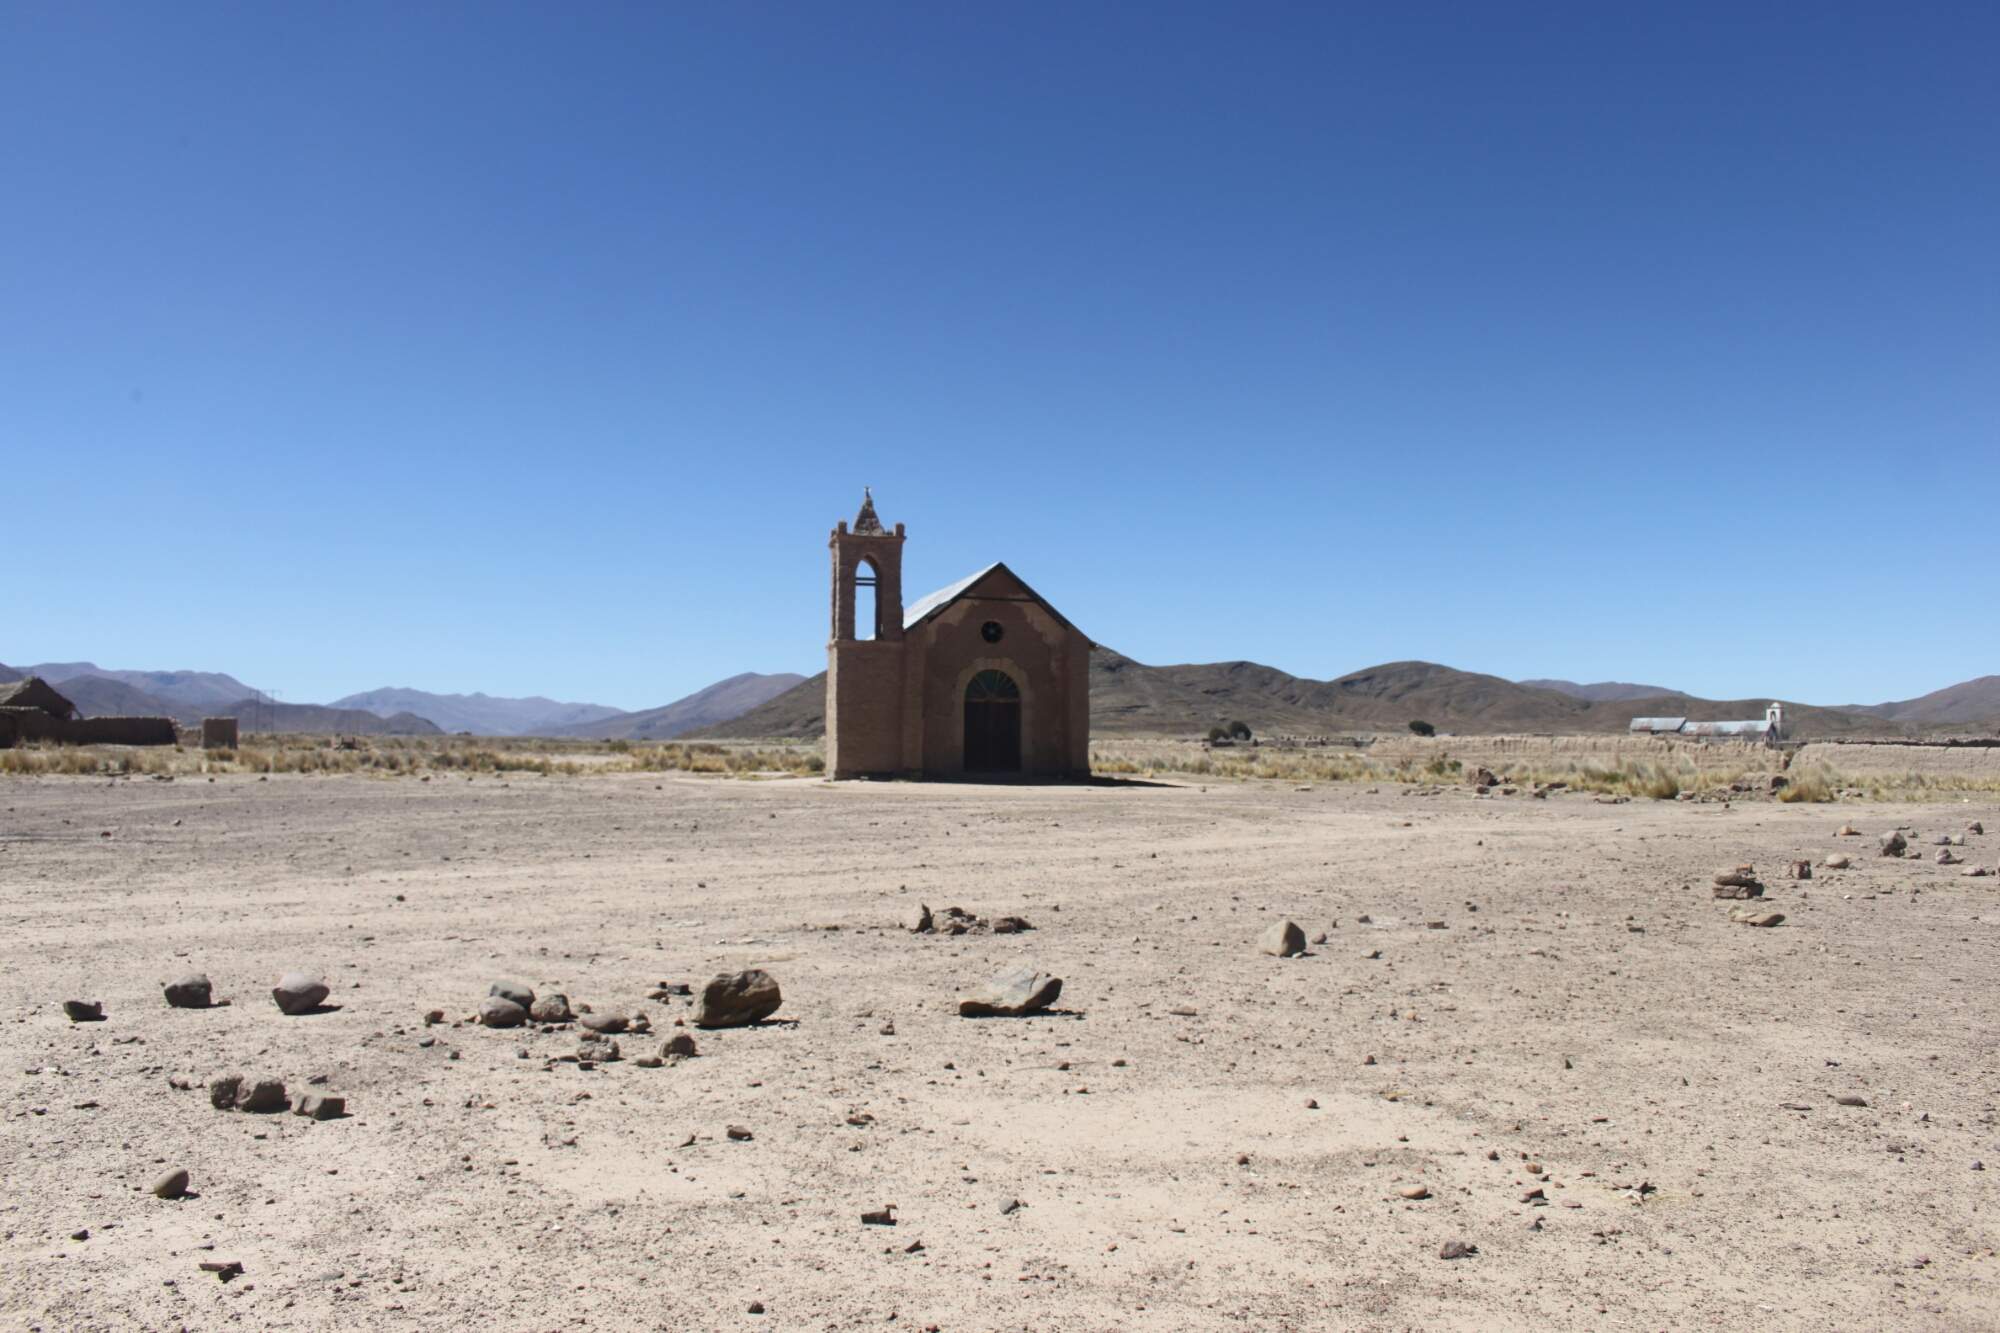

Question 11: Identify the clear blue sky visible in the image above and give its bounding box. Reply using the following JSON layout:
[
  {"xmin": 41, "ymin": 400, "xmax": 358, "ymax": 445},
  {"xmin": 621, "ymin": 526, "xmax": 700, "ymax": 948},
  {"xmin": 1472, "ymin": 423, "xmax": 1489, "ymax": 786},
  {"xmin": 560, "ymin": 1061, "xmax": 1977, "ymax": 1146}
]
[{"xmin": 5, "ymin": 3, "xmax": 1993, "ymax": 710}]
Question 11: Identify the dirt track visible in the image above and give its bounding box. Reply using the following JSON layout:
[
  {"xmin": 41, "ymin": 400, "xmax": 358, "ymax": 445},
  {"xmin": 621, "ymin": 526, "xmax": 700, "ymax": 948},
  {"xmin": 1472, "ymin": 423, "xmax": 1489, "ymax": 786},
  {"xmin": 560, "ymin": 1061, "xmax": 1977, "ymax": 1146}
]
[{"xmin": 2, "ymin": 772, "xmax": 1996, "ymax": 1330}]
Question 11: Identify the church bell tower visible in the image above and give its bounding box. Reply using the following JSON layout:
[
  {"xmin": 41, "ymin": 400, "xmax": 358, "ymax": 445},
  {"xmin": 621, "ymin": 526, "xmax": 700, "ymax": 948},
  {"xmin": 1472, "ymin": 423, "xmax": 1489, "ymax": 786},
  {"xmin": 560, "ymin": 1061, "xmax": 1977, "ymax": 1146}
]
[{"xmin": 827, "ymin": 489, "xmax": 908, "ymax": 778}]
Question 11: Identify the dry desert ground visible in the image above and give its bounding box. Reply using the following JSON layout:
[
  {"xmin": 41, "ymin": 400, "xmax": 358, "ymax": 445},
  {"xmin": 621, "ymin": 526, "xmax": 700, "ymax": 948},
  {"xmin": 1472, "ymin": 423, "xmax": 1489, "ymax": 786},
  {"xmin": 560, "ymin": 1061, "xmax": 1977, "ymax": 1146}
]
[{"xmin": 2, "ymin": 769, "xmax": 1997, "ymax": 1330}]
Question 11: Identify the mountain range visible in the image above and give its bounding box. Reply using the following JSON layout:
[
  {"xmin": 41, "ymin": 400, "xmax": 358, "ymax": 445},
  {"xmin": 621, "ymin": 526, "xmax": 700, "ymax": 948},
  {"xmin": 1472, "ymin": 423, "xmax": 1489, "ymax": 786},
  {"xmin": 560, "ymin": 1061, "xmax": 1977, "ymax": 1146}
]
[
  {"xmin": 327, "ymin": 687, "xmax": 627, "ymax": 737},
  {"xmin": 692, "ymin": 651, "xmax": 2000, "ymax": 740},
  {"xmin": 6, "ymin": 655, "xmax": 1996, "ymax": 741}
]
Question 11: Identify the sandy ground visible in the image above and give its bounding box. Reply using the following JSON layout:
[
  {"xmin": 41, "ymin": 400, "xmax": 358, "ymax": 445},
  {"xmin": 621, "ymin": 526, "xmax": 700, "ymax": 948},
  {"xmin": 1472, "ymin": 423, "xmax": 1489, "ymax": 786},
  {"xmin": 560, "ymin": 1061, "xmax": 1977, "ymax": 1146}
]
[{"xmin": 2, "ymin": 771, "xmax": 1997, "ymax": 1331}]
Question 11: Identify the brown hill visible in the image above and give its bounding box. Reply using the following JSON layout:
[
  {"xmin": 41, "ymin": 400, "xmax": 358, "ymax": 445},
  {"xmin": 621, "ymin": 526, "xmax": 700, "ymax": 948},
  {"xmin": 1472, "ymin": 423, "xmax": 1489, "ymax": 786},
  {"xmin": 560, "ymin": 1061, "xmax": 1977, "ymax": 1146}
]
[
  {"xmin": 1849, "ymin": 675, "xmax": 2000, "ymax": 726},
  {"xmin": 548, "ymin": 672, "xmax": 808, "ymax": 740},
  {"xmin": 695, "ymin": 649, "xmax": 1946, "ymax": 740}
]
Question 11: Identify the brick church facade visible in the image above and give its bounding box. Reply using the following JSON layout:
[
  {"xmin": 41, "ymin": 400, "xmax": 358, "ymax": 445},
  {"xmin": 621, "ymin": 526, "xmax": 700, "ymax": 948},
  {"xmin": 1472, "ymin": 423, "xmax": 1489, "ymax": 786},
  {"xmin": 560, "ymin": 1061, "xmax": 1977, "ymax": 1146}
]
[{"xmin": 826, "ymin": 491, "xmax": 1091, "ymax": 780}]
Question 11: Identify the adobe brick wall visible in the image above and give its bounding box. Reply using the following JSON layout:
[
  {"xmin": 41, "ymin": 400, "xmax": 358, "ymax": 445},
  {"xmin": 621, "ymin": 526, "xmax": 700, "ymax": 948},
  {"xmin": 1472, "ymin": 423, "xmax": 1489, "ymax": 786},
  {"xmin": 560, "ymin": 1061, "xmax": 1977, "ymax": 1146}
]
[{"xmin": 202, "ymin": 717, "xmax": 240, "ymax": 749}]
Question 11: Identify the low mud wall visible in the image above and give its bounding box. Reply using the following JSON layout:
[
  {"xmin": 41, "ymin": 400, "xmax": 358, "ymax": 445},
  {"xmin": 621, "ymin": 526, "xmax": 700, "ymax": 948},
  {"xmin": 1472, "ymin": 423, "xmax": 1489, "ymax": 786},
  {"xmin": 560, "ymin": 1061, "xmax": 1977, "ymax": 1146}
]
[
  {"xmin": 1793, "ymin": 742, "xmax": 2000, "ymax": 781},
  {"xmin": 0, "ymin": 712, "xmax": 180, "ymax": 748},
  {"xmin": 1360, "ymin": 734, "xmax": 1772, "ymax": 772}
]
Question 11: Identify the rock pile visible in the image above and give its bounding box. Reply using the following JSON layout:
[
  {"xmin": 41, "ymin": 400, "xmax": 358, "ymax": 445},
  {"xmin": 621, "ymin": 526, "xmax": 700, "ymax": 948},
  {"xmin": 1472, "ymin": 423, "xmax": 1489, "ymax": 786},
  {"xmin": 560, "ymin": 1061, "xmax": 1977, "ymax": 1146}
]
[
  {"xmin": 210, "ymin": 1075, "xmax": 290, "ymax": 1113},
  {"xmin": 906, "ymin": 904, "xmax": 1032, "ymax": 935},
  {"xmin": 1712, "ymin": 866, "xmax": 1765, "ymax": 900}
]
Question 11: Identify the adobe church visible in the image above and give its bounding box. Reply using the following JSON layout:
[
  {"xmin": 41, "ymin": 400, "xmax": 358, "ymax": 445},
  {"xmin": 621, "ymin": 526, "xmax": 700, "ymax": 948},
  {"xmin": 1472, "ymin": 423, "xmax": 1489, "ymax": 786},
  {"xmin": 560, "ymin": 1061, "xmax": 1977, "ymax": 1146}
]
[{"xmin": 827, "ymin": 490, "xmax": 1091, "ymax": 780}]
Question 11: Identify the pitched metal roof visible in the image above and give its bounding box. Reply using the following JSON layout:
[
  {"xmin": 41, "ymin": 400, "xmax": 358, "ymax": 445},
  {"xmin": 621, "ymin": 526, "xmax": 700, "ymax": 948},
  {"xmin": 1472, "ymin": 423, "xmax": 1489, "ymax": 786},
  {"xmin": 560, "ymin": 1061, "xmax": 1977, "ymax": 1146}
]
[
  {"xmin": 1629, "ymin": 717, "xmax": 1687, "ymax": 732},
  {"xmin": 904, "ymin": 562, "xmax": 1003, "ymax": 629},
  {"xmin": 1682, "ymin": 719, "xmax": 1773, "ymax": 736},
  {"xmin": 903, "ymin": 561, "xmax": 1083, "ymax": 638}
]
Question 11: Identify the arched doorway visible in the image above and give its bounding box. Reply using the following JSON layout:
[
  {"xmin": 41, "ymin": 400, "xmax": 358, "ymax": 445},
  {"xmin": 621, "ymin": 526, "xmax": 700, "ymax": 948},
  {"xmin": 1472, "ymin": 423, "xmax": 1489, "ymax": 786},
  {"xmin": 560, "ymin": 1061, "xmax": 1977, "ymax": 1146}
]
[{"xmin": 963, "ymin": 669, "xmax": 1021, "ymax": 773}]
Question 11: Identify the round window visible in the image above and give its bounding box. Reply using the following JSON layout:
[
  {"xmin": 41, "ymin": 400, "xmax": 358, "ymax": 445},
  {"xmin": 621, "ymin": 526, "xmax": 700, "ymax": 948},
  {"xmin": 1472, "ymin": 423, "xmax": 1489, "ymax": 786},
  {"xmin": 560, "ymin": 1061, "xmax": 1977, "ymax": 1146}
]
[{"xmin": 980, "ymin": 620, "xmax": 1004, "ymax": 643}]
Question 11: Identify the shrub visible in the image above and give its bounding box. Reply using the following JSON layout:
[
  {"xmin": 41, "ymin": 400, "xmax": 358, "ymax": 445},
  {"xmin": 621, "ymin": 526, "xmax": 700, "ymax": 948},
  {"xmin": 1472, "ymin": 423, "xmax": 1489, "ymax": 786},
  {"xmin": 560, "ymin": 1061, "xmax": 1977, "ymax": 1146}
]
[
  {"xmin": 1226, "ymin": 720, "xmax": 1252, "ymax": 741},
  {"xmin": 1206, "ymin": 726, "xmax": 1228, "ymax": 743},
  {"xmin": 1407, "ymin": 720, "xmax": 1435, "ymax": 737}
]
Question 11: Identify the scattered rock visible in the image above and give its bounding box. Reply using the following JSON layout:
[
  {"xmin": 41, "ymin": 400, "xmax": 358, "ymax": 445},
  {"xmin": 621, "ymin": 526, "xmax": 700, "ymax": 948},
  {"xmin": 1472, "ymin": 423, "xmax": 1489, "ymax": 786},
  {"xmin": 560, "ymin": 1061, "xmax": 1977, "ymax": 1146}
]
[
  {"xmin": 1439, "ymin": 1240, "xmax": 1477, "ymax": 1260},
  {"xmin": 236, "ymin": 1078, "xmax": 289, "ymax": 1113},
  {"xmin": 579, "ymin": 1010, "xmax": 629, "ymax": 1035},
  {"xmin": 152, "ymin": 1168, "xmax": 190, "ymax": 1199},
  {"xmin": 528, "ymin": 994, "xmax": 573, "ymax": 1024},
  {"xmin": 1824, "ymin": 854, "xmax": 1852, "ymax": 869},
  {"xmin": 1259, "ymin": 920, "xmax": 1307, "ymax": 957},
  {"xmin": 1965, "ymin": 866, "xmax": 1992, "ymax": 878},
  {"xmin": 660, "ymin": 1033, "xmax": 698, "ymax": 1061},
  {"xmin": 422, "ymin": 1009, "xmax": 445, "ymax": 1026},
  {"xmin": 272, "ymin": 973, "xmax": 330, "ymax": 1015},
  {"xmin": 695, "ymin": 970, "xmax": 783, "ymax": 1029},
  {"xmin": 61, "ymin": 1000, "xmax": 104, "ymax": 1023},
  {"xmin": 199, "ymin": 1260, "xmax": 244, "ymax": 1282},
  {"xmin": 479, "ymin": 996, "xmax": 528, "ymax": 1028},
  {"xmin": 295, "ymin": 1094, "xmax": 345, "ymax": 1120},
  {"xmin": 1971, "ymin": 821, "xmax": 1985, "ymax": 836},
  {"xmin": 861, "ymin": 1206, "xmax": 896, "ymax": 1225},
  {"xmin": 1879, "ymin": 831, "xmax": 1907, "ymax": 858},
  {"xmin": 209, "ymin": 1075, "xmax": 243, "ymax": 1109},
  {"xmin": 1729, "ymin": 909, "xmax": 1785, "ymax": 928},
  {"xmin": 913, "ymin": 905, "xmax": 1032, "ymax": 936},
  {"xmin": 1834, "ymin": 1094, "xmax": 1869, "ymax": 1107},
  {"xmin": 1398, "ymin": 1185, "xmax": 1430, "ymax": 1200},
  {"xmin": 958, "ymin": 965, "xmax": 1063, "ymax": 1017},
  {"xmin": 1837, "ymin": 824, "xmax": 1861, "ymax": 837},
  {"xmin": 1713, "ymin": 867, "xmax": 1764, "ymax": 898},
  {"xmin": 1786, "ymin": 860, "xmax": 1812, "ymax": 880},
  {"xmin": 488, "ymin": 980, "xmax": 535, "ymax": 1010},
  {"xmin": 726, "ymin": 1125, "xmax": 754, "ymax": 1141},
  {"xmin": 164, "ymin": 974, "xmax": 213, "ymax": 1009},
  {"xmin": 1937, "ymin": 849, "xmax": 1959, "ymax": 865}
]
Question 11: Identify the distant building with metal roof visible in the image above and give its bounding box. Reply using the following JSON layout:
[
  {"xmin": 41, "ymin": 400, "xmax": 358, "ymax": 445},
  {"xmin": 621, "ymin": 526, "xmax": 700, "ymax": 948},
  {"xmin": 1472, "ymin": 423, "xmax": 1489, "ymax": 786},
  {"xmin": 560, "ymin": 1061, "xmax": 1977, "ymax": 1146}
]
[{"xmin": 1631, "ymin": 703, "xmax": 1784, "ymax": 744}]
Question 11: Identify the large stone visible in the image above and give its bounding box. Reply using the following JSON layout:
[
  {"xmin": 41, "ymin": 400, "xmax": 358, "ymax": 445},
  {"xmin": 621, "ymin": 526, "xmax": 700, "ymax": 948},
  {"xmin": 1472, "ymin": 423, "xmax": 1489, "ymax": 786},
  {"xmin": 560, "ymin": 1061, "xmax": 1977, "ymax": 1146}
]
[
  {"xmin": 272, "ymin": 973, "xmax": 329, "ymax": 1015},
  {"xmin": 489, "ymin": 980, "xmax": 535, "ymax": 1010},
  {"xmin": 294, "ymin": 1094, "xmax": 345, "ymax": 1120},
  {"xmin": 1729, "ymin": 908, "xmax": 1786, "ymax": 928},
  {"xmin": 528, "ymin": 993, "xmax": 573, "ymax": 1024},
  {"xmin": 661, "ymin": 1032, "xmax": 698, "ymax": 1060},
  {"xmin": 1259, "ymin": 920, "xmax": 1307, "ymax": 957},
  {"xmin": 959, "ymin": 965, "xmax": 1063, "ymax": 1018},
  {"xmin": 579, "ymin": 1010, "xmax": 628, "ymax": 1035},
  {"xmin": 695, "ymin": 970, "xmax": 783, "ymax": 1029},
  {"xmin": 208, "ymin": 1075, "xmax": 243, "ymax": 1109},
  {"xmin": 905, "ymin": 903, "xmax": 934, "ymax": 933},
  {"xmin": 236, "ymin": 1079, "xmax": 289, "ymax": 1113},
  {"xmin": 1878, "ymin": 831, "xmax": 1907, "ymax": 858},
  {"xmin": 479, "ymin": 996, "xmax": 528, "ymax": 1028},
  {"xmin": 62, "ymin": 1000, "xmax": 104, "ymax": 1023},
  {"xmin": 1824, "ymin": 854, "xmax": 1852, "ymax": 870},
  {"xmin": 164, "ymin": 974, "xmax": 213, "ymax": 1009},
  {"xmin": 152, "ymin": 1168, "xmax": 190, "ymax": 1199}
]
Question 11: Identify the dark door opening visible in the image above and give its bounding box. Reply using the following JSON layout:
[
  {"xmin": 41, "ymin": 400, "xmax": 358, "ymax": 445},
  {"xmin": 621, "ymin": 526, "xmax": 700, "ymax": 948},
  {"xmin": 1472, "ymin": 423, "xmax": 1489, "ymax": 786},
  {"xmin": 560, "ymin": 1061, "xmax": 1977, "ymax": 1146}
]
[{"xmin": 963, "ymin": 669, "xmax": 1021, "ymax": 774}]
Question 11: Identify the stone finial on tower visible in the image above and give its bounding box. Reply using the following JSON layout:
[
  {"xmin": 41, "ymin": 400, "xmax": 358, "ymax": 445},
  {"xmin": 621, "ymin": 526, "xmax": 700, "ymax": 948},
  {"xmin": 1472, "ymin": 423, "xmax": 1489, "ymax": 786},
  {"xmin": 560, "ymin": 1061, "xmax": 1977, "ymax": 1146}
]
[{"xmin": 853, "ymin": 487, "xmax": 886, "ymax": 535}]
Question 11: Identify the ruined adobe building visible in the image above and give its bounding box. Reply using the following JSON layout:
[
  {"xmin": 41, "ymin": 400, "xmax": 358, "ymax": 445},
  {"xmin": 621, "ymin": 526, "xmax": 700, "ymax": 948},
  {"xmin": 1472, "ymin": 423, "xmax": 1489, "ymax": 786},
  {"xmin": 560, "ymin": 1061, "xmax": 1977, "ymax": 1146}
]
[{"xmin": 827, "ymin": 491, "xmax": 1090, "ymax": 780}]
